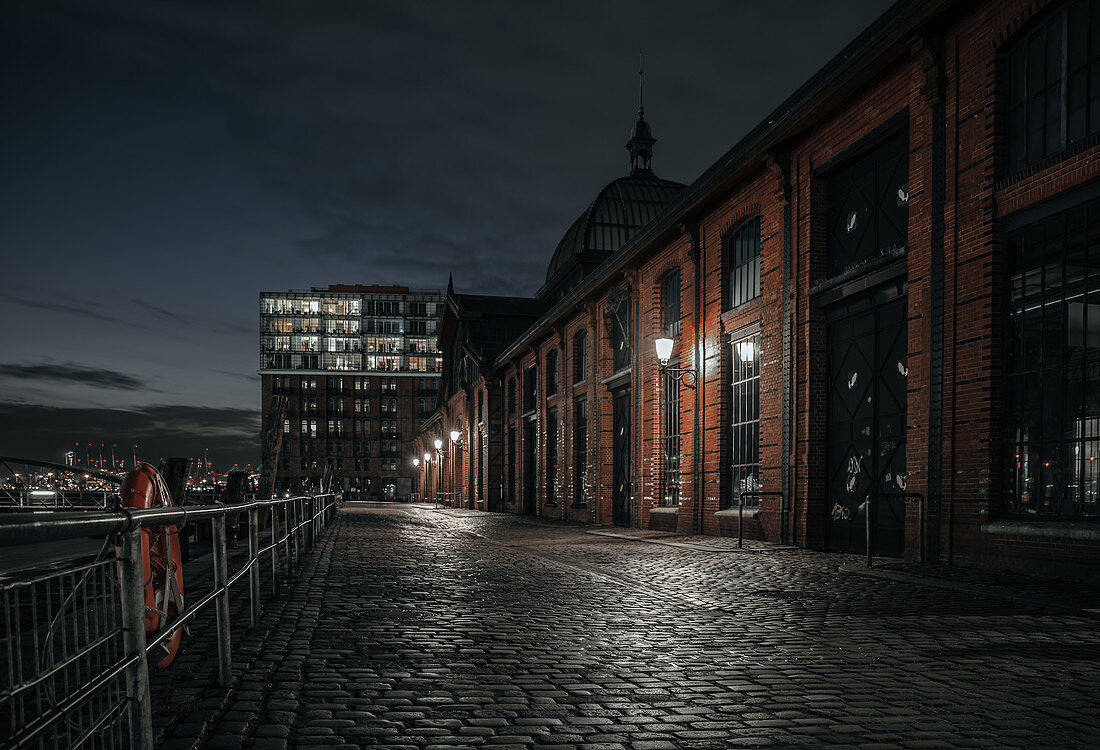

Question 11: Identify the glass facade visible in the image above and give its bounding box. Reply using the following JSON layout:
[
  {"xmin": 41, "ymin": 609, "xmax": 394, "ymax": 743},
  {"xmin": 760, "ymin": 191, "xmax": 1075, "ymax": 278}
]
[
  {"xmin": 260, "ymin": 286, "xmax": 443, "ymax": 373},
  {"xmin": 1007, "ymin": 199, "xmax": 1100, "ymax": 519}
]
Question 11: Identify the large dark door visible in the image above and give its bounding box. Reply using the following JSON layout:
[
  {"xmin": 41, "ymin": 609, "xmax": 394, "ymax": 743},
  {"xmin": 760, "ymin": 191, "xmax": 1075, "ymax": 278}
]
[
  {"xmin": 827, "ymin": 298, "xmax": 908, "ymax": 554},
  {"xmin": 523, "ymin": 418, "xmax": 536, "ymax": 515},
  {"xmin": 612, "ymin": 388, "xmax": 631, "ymax": 526}
]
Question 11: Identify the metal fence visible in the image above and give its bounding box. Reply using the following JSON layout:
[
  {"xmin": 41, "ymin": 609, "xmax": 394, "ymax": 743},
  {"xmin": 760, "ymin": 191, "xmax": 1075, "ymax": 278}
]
[{"xmin": 0, "ymin": 493, "xmax": 338, "ymax": 749}]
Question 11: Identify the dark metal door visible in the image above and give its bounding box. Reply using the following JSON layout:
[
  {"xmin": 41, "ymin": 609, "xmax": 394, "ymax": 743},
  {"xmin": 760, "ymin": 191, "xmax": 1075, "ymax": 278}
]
[
  {"xmin": 612, "ymin": 388, "xmax": 631, "ymax": 526},
  {"xmin": 826, "ymin": 298, "xmax": 908, "ymax": 554}
]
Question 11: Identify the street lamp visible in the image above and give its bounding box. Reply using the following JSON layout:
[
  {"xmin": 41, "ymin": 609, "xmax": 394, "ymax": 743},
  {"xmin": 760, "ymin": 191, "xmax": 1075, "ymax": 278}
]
[
  {"xmin": 450, "ymin": 429, "xmax": 463, "ymax": 445},
  {"xmin": 654, "ymin": 337, "xmax": 697, "ymax": 389}
]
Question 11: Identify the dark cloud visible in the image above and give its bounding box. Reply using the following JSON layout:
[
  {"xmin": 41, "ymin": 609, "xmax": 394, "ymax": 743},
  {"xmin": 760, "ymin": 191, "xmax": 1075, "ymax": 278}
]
[
  {"xmin": 10, "ymin": 297, "xmax": 121, "ymax": 324},
  {"xmin": 0, "ymin": 362, "xmax": 148, "ymax": 390},
  {"xmin": 0, "ymin": 0, "xmax": 889, "ymax": 458},
  {"xmin": 0, "ymin": 403, "xmax": 260, "ymax": 469}
]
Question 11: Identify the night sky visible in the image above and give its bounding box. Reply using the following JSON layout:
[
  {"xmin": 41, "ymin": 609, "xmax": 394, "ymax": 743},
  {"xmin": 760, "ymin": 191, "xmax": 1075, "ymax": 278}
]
[{"xmin": 1, "ymin": 0, "xmax": 888, "ymax": 472}]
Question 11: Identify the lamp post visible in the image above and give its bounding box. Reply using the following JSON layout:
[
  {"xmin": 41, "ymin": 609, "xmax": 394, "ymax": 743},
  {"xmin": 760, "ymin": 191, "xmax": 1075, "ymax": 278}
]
[
  {"xmin": 424, "ymin": 452, "xmax": 434, "ymax": 507},
  {"xmin": 433, "ymin": 438, "xmax": 446, "ymax": 506},
  {"xmin": 412, "ymin": 457, "xmax": 420, "ymax": 501},
  {"xmin": 449, "ymin": 430, "xmax": 465, "ymax": 509}
]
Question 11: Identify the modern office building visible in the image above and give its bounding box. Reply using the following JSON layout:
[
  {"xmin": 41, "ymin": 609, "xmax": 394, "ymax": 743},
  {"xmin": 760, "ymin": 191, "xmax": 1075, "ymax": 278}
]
[{"xmin": 259, "ymin": 284, "xmax": 443, "ymax": 499}]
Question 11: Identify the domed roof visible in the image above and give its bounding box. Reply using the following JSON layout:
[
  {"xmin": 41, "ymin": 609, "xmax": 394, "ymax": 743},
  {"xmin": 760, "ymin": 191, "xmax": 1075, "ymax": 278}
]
[{"xmin": 544, "ymin": 173, "xmax": 686, "ymax": 285}]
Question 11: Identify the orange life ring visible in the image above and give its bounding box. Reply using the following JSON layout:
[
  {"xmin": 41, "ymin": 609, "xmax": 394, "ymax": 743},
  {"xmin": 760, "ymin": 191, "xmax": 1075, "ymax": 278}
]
[{"xmin": 119, "ymin": 463, "xmax": 185, "ymax": 669}]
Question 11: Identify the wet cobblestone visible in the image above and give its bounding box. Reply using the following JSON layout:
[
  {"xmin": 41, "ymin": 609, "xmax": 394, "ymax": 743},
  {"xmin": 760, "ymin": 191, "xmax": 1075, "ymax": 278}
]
[{"xmin": 161, "ymin": 504, "xmax": 1100, "ymax": 749}]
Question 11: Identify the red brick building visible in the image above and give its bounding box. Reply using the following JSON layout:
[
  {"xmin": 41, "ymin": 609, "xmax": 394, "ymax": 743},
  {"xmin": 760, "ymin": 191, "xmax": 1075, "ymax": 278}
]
[{"xmin": 413, "ymin": 0, "xmax": 1100, "ymax": 579}]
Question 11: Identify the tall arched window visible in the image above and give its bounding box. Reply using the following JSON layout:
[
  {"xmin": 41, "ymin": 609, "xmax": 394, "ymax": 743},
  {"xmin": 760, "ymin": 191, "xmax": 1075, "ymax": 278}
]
[
  {"xmin": 662, "ymin": 268, "xmax": 682, "ymax": 337},
  {"xmin": 726, "ymin": 217, "xmax": 761, "ymax": 309},
  {"xmin": 546, "ymin": 349, "xmax": 559, "ymax": 396},
  {"xmin": 573, "ymin": 329, "xmax": 589, "ymax": 383}
]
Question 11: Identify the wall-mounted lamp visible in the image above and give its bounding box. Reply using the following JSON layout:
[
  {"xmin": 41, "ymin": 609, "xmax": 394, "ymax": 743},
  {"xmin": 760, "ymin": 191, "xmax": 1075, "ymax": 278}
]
[
  {"xmin": 413, "ymin": 458, "xmax": 420, "ymax": 468},
  {"xmin": 423, "ymin": 452, "xmax": 431, "ymax": 464},
  {"xmin": 654, "ymin": 338, "xmax": 697, "ymax": 389},
  {"xmin": 433, "ymin": 438, "xmax": 443, "ymax": 452}
]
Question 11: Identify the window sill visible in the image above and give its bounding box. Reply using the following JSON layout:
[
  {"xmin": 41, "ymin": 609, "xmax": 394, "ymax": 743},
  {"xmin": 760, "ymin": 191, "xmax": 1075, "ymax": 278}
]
[
  {"xmin": 650, "ymin": 505, "xmax": 679, "ymax": 516},
  {"xmin": 601, "ymin": 368, "xmax": 632, "ymax": 390},
  {"xmin": 981, "ymin": 520, "xmax": 1100, "ymax": 542},
  {"xmin": 719, "ymin": 296, "xmax": 763, "ymax": 327},
  {"xmin": 714, "ymin": 508, "xmax": 759, "ymax": 520},
  {"xmin": 569, "ymin": 502, "xmax": 588, "ymax": 509}
]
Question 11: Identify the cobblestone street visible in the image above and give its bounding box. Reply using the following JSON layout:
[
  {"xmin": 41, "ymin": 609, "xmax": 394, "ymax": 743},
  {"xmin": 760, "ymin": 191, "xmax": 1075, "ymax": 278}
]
[{"xmin": 159, "ymin": 504, "xmax": 1100, "ymax": 749}]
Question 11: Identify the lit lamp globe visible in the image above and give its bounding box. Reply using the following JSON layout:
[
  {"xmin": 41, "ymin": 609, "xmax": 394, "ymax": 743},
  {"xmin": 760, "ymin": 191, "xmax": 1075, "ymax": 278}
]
[
  {"xmin": 434, "ymin": 438, "xmax": 443, "ymax": 451},
  {"xmin": 654, "ymin": 337, "xmax": 674, "ymax": 365},
  {"xmin": 413, "ymin": 458, "xmax": 420, "ymax": 468},
  {"xmin": 424, "ymin": 453, "xmax": 431, "ymax": 463},
  {"xmin": 450, "ymin": 430, "xmax": 461, "ymax": 443}
]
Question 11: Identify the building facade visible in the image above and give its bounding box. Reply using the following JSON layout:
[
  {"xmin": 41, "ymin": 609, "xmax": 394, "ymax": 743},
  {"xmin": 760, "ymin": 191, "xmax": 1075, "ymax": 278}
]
[
  {"xmin": 259, "ymin": 285, "xmax": 443, "ymax": 499},
  {"xmin": 413, "ymin": 0, "xmax": 1100, "ymax": 580}
]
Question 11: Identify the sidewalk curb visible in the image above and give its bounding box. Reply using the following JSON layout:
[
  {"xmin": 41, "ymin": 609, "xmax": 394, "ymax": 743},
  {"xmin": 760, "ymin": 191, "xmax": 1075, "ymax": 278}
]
[
  {"xmin": 839, "ymin": 564, "xmax": 1100, "ymax": 619},
  {"xmin": 584, "ymin": 529, "xmax": 799, "ymax": 553}
]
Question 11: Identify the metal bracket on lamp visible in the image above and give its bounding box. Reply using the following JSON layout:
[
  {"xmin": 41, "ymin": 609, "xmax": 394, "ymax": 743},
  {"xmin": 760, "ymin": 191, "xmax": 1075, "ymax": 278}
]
[{"xmin": 655, "ymin": 337, "xmax": 697, "ymax": 390}]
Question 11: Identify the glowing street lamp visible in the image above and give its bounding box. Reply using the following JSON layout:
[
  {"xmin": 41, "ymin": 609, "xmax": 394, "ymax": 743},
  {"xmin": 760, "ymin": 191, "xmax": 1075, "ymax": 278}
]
[{"xmin": 654, "ymin": 337, "xmax": 697, "ymax": 389}]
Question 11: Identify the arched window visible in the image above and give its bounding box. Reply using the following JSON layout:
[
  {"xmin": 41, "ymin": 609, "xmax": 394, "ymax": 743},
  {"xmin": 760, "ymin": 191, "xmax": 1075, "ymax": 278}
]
[
  {"xmin": 573, "ymin": 330, "xmax": 588, "ymax": 383},
  {"xmin": 661, "ymin": 268, "xmax": 682, "ymax": 337},
  {"xmin": 546, "ymin": 349, "xmax": 559, "ymax": 396},
  {"xmin": 726, "ymin": 217, "xmax": 761, "ymax": 309}
]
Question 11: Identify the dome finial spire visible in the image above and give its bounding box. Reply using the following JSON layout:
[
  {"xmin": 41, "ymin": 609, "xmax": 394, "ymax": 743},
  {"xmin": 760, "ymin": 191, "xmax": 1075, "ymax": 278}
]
[{"xmin": 626, "ymin": 54, "xmax": 656, "ymax": 176}]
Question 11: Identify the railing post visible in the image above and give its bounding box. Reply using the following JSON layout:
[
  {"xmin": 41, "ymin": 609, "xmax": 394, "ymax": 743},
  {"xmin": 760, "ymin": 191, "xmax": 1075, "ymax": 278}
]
[
  {"xmin": 270, "ymin": 505, "xmax": 280, "ymax": 596},
  {"xmin": 283, "ymin": 503, "xmax": 293, "ymax": 580},
  {"xmin": 248, "ymin": 507, "xmax": 261, "ymax": 629},
  {"xmin": 295, "ymin": 498, "xmax": 304, "ymax": 560},
  {"xmin": 212, "ymin": 516, "xmax": 233, "ymax": 686},
  {"xmin": 865, "ymin": 492, "xmax": 874, "ymax": 569},
  {"xmin": 737, "ymin": 490, "xmax": 744, "ymax": 549},
  {"xmin": 117, "ymin": 527, "xmax": 154, "ymax": 750}
]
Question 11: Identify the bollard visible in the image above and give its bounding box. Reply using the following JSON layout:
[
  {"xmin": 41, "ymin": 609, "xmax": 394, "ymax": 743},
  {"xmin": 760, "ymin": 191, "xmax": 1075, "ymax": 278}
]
[
  {"xmin": 117, "ymin": 527, "xmax": 154, "ymax": 750},
  {"xmin": 248, "ymin": 507, "xmax": 261, "ymax": 629},
  {"xmin": 212, "ymin": 516, "xmax": 233, "ymax": 686}
]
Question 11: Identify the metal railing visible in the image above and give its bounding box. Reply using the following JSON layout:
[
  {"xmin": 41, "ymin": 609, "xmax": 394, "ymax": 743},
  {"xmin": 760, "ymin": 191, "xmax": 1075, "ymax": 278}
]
[{"xmin": 0, "ymin": 492, "xmax": 338, "ymax": 749}]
